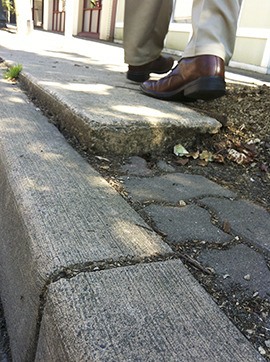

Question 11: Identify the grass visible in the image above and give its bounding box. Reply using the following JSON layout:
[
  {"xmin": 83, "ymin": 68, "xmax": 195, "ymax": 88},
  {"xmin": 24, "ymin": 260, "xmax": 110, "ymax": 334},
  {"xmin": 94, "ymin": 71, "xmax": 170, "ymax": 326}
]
[{"xmin": 4, "ymin": 64, "xmax": 23, "ymax": 80}]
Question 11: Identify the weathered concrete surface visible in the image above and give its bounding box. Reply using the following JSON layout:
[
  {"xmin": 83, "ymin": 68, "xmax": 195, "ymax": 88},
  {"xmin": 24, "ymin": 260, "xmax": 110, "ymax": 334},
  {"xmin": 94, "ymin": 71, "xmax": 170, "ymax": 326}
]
[
  {"xmin": 200, "ymin": 197, "xmax": 270, "ymax": 253},
  {"xmin": 0, "ymin": 69, "xmax": 171, "ymax": 361},
  {"xmin": 144, "ymin": 204, "xmax": 232, "ymax": 244},
  {"xmin": 35, "ymin": 260, "xmax": 264, "ymax": 362},
  {"xmin": 0, "ymin": 30, "xmax": 222, "ymax": 156},
  {"xmin": 122, "ymin": 173, "xmax": 235, "ymax": 204},
  {"xmin": 198, "ymin": 244, "xmax": 270, "ymax": 298}
]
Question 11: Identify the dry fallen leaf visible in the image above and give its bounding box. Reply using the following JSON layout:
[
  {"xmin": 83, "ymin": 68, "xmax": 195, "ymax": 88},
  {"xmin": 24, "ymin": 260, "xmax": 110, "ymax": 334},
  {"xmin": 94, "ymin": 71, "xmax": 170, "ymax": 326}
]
[
  {"xmin": 197, "ymin": 159, "xmax": 208, "ymax": 167},
  {"xmin": 227, "ymin": 148, "xmax": 252, "ymax": 165},
  {"xmin": 213, "ymin": 154, "xmax": 225, "ymax": 163},
  {"xmin": 174, "ymin": 158, "xmax": 189, "ymax": 166},
  {"xmin": 200, "ymin": 150, "xmax": 214, "ymax": 162},
  {"xmin": 188, "ymin": 151, "xmax": 200, "ymax": 159},
  {"xmin": 223, "ymin": 220, "xmax": 231, "ymax": 233},
  {"xmin": 173, "ymin": 144, "xmax": 189, "ymax": 157}
]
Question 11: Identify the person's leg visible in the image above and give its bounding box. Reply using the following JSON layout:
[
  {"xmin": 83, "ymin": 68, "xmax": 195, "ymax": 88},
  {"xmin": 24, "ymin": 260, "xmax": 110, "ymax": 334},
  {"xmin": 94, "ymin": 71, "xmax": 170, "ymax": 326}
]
[
  {"xmin": 124, "ymin": 0, "xmax": 173, "ymax": 66},
  {"xmin": 141, "ymin": 0, "xmax": 243, "ymax": 100},
  {"xmin": 183, "ymin": 0, "xmax": 243, "ymax": 64}
]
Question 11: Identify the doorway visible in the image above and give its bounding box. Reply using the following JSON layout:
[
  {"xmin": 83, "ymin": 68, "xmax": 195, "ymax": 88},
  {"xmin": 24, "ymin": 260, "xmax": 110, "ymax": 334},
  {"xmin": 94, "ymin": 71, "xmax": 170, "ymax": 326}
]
[
  {"xmin": 32, "ymin": 0, "xmax": 43, "ymax": 28},
  {"xmin": 80, "ymin": 0, "xmax": 102, "ymax": 38}
]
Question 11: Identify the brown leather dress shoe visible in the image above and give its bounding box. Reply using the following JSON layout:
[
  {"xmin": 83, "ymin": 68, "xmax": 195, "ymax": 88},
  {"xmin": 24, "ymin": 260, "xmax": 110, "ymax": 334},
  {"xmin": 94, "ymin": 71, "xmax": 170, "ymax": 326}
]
[
  {"xmin": 127, "ymin": 55, "xmax": 175, "ymax": 82},
  {"xmin": 140, "ymin": 55, "xmax": 226, "ymax": 101}
]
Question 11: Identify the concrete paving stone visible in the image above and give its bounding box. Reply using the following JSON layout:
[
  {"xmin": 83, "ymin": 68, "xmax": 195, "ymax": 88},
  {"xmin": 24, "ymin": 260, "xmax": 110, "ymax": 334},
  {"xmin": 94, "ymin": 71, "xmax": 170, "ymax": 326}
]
[
  {"xmin": 120, "ymin": 156, "xmax": 153, "ymax": 176},
  {"xmin": 200, "ymin": 197, "xmax": 270, "ymax": 254},
  {"xmin": 144, "ymin": 204, "xmax": 232, "ymax": 244},
  {"xmin": 156, "ymin": 160, "xmax": 176, "ymax": 173},
  {"xmin": 35, "ymin": 260, "xmax": 264, "ymax": 362},
  {"xmin": 198, "ymin": 244, "xmax": 270, "ymax": 298},
  {"xmin": 0, "ymin": 30, "xmax": 222, "ymax": 156},
  {"xmin": 123, "ymin": 173, "xmax": 235, "ymax": 204},
  {"xmin": 0, "ymin": 72, "xmax": 171, "ymax": 361}
]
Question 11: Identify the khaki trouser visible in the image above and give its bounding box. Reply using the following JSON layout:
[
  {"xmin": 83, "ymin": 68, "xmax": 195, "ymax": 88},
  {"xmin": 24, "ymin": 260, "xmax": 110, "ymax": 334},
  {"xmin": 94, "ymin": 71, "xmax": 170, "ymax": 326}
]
[{"xmin": 124, "ymin": 0, "xmax": 243, "ymax": 66}]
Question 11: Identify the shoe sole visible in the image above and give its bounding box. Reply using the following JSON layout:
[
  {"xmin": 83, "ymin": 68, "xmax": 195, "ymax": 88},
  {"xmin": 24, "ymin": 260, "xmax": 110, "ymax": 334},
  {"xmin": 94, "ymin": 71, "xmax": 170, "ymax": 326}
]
[{"xmin": 140, "ymin": 76, "xmax": 226, "ymax": 101}]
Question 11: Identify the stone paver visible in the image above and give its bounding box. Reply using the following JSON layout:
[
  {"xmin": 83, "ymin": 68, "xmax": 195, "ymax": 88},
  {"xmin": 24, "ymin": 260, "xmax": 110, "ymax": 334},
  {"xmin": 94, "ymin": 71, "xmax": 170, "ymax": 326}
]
[
  {"xmin": 123, "ymin": 173, "xmax": 235, "ymax": 204},
  {"xmin": 200, "ymin": 198, "xmax": 270, "ymax": 253},
  {"xmin": 198, "ymin": 244, "xmax": 270, "ymax": 298},
  {"xmin": 144, "ymin": 204, "xmax": 232, "ymax": 244},
  {"xmin": 121, "ymin": 156, "xmax": 153, "ymax": 176}
]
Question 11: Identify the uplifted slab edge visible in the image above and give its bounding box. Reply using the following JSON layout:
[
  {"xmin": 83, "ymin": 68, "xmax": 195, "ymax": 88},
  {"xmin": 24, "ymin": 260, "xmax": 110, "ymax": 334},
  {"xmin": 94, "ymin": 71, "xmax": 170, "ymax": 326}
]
[{"xmin": 19, "ymin": 72, "xmax": 222, "ymax": 156}]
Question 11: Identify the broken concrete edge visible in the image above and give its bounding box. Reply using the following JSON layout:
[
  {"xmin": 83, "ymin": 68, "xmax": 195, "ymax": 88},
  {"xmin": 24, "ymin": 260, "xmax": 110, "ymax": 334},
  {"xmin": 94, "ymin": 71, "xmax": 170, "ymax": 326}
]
[{"xmin": 17, "ymin": 71, "xmax": 222, "ymax": 157}]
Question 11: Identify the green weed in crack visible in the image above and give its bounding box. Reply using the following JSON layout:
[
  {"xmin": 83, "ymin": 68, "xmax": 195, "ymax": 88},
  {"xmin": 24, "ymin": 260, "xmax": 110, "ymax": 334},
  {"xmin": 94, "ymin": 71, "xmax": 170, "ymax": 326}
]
[{"xmin": 4, "ymin": 64, "xmax": 22, "ymax": 81}]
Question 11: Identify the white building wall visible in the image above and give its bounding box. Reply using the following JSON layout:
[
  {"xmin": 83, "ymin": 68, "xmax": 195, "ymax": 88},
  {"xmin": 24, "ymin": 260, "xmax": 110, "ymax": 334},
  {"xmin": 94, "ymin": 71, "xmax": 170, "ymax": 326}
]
[{"xmin": 14, "ymin": 0, "xmax": 33, "ymax": 34}]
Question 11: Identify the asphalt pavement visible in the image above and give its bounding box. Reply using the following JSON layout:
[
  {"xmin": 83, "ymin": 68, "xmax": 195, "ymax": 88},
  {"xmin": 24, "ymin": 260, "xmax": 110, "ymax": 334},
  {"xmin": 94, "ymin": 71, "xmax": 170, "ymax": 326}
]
[{"xmin": 0, "ymin": 29, "xmax": 269, "ymax": 361}]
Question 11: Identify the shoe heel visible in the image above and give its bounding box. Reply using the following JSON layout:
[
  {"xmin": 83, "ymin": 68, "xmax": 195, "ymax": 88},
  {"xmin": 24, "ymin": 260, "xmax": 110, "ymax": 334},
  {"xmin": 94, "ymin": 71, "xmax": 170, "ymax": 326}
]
[
  {"xmin": 127, "ymin": 72, "xmax": 150, "ymax": 83},
  {"xmin": 184, "ymin": 76, "xmax": 226, "ymax": 100}
]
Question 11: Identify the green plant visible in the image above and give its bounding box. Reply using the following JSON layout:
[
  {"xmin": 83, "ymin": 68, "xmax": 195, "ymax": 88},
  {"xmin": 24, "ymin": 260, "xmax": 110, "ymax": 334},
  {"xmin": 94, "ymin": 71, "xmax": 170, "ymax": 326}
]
[
  {"xmin": 4, "ymin": 63, "xmax": 23, "ymax": 80},
  {"xmin": 2, "ymin": 0, "xmax": 15, "ymax": 13}
]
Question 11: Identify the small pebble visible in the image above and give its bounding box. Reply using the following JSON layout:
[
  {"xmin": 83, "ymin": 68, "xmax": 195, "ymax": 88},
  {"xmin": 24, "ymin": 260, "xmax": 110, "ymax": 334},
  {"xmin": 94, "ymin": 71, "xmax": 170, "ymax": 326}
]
[
  {"xmin": 244, "ymin": 274, "xmax": 251, "ymax": 281},
  {"xmin": 258, "ymin": 346, "xmax": 266, "ymax": 355}
]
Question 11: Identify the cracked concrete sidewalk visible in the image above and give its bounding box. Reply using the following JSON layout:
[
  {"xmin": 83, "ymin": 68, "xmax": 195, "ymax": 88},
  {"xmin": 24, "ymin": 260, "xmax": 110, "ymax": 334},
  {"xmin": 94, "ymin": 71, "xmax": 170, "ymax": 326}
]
[{"xmin": 0, "ymin": 30, "xmax": 268, "ymax": 361}]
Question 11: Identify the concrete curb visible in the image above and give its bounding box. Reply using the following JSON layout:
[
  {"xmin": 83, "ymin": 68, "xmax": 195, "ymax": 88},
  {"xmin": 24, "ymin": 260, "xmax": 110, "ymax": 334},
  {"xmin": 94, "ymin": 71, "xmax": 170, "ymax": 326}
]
[{"xmin": 36, "ymin": 261, "xmax": 264, "ymax": 362}]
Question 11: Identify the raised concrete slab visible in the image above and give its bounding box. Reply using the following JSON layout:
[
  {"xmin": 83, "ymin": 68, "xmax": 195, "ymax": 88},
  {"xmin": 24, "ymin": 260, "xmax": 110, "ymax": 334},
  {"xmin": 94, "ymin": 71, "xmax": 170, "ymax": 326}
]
[
  {"xmin": 0, "ymin": 29, "xmax": 222, "ymax": 156},
  {"xmin": 35, "ymin": 260, "xmax": 264, "ymax": 361},
  {"xmin": 0, "ymin": 68, "xmax": 171, "ymax": 361}
]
